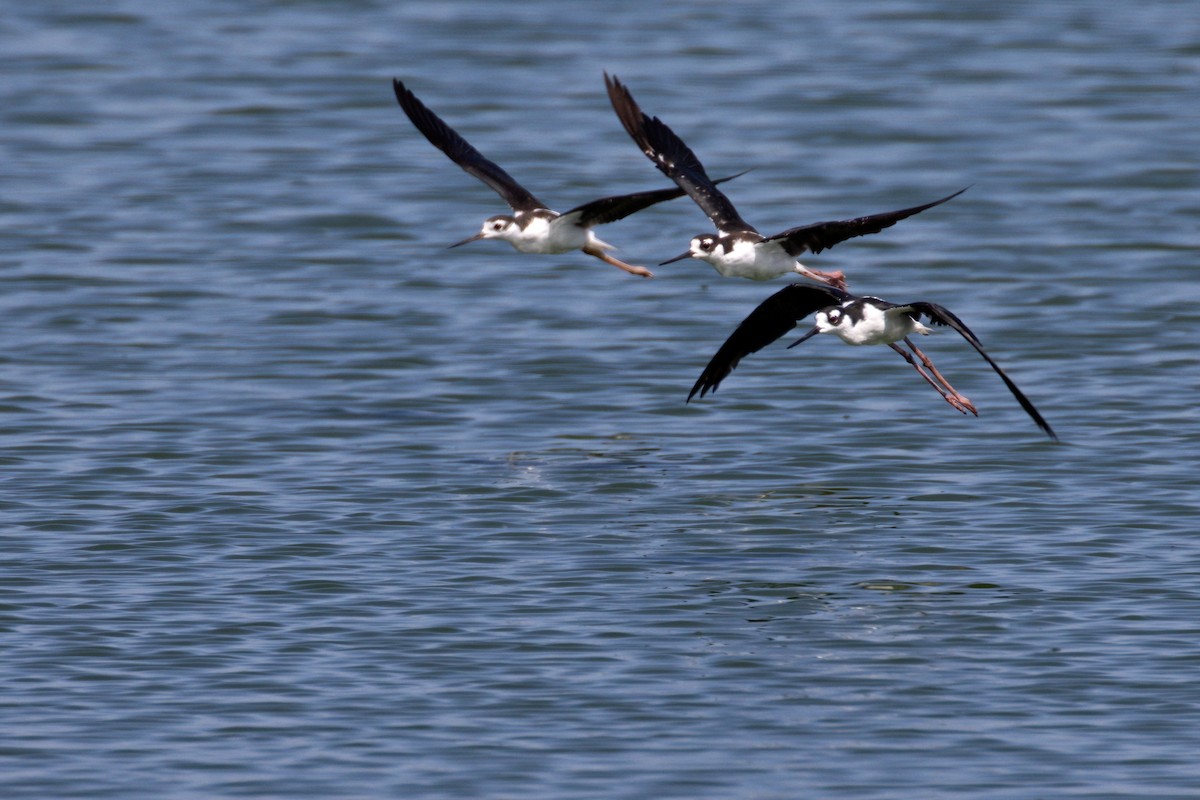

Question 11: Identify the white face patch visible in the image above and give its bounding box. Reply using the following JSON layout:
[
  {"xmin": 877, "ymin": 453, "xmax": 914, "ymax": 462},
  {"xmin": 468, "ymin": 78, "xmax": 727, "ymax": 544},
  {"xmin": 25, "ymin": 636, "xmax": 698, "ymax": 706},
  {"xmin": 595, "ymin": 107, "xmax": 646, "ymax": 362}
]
[
  {"xmin": 814, "ymin": 309, "xmax": 840, "ymax": 334},
  {"xmin": 480, "ymin": 217, "xmax": 515, "ymax": 239}
]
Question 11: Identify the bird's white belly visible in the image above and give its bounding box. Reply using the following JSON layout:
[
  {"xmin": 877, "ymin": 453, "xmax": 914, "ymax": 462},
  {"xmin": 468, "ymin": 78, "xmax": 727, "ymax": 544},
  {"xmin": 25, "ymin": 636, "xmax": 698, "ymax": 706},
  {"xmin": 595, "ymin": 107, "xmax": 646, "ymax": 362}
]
[
  {"xmin": 837, "ymin": 306, "xmax": 921, "ymax": 346},
  {"xmin": 708, "ymin": 242, "xmax": 793, "ymax": 280},
  {"xmin": 510, "ymin": 217, "xmax": 585, "ymax": 254}
]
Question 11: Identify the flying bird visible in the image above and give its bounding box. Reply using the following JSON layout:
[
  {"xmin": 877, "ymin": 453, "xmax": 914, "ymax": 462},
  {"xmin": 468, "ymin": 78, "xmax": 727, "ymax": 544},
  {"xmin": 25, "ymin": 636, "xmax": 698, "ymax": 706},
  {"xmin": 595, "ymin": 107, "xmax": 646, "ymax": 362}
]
[
  {"xmin": 604, "ymin": 73, "xmax": 965, "ymax": 289},
  {"xmin": 688, "ymin": 283, "xmax": 1057, "ymax": 440},
  {"xmin": 393, "ymin": 79, "xmax": 741, "ymax": 278}
]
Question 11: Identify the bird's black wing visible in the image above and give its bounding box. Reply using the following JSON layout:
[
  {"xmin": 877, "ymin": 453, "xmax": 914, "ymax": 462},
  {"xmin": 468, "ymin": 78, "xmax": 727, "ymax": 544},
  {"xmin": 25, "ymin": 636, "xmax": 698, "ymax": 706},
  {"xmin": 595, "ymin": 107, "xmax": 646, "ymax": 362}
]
[
  {"xmin": 392, "ymin": 79, "xmax": 547, "ymax": 214},
  {"xmin": 689, "ymin": 284, "xmax": 851, "ymax": 402},
  {"xmin": 604, "ymin": 73, "xmax": 757, "ymax": 235},
  {"xmin": 902, "ymin": 302, "xmax": 1058, "ymax": 440},
  {"xmin": 560, "ymin": 171, "xmax": 748, "ymax": 228},
  {"xmin": 764, "ymin": 188, "xmax": 968, "ymax": 257}
]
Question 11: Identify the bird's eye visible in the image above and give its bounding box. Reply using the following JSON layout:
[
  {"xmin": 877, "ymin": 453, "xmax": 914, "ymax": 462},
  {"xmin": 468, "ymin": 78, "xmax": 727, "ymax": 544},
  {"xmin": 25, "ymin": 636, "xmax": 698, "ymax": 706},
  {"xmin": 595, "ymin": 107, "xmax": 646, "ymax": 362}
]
[
  {"xmin": 492, "ymin": 221, "xmax": 504, "ymax": 231},
  {"xmin": 699, "ymin": 239, "xmax": 713, "ymax": 251},
  {"xmin": 827, "ymin": 310, "xmax": 841, "ymax": 324}
]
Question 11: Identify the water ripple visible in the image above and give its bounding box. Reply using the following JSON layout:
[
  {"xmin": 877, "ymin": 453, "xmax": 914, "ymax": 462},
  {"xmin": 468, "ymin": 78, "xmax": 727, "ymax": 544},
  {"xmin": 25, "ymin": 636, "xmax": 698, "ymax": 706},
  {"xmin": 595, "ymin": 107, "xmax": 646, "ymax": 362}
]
[{"xmin": 2, "ymin": 1, "xmax": 1199, "ymax": 799}]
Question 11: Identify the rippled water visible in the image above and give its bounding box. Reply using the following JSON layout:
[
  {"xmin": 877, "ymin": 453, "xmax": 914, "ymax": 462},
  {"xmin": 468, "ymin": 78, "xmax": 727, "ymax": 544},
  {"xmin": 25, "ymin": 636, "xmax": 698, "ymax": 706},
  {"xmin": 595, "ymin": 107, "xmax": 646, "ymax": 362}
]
[{"xmin": 3, "ymin": 2, "xmax": 1199, "ymax": 798}]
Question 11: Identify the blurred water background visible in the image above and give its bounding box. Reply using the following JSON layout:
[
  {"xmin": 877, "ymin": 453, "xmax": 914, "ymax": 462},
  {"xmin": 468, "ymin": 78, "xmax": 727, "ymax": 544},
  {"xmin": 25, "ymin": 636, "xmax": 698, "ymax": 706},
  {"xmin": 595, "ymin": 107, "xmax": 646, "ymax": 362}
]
[{"xmin": 2, "ymin": 1, "xmax": 1199, "ymax": 797}]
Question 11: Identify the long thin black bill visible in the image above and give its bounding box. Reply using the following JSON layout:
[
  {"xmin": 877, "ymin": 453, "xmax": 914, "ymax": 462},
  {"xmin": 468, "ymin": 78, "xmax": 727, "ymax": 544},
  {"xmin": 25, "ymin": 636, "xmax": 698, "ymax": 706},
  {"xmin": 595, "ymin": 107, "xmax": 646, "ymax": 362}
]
[
  {"xmin": 786, "ymin": 326, "xmax": 821, "ymax": 349},
  {"xmin": 448, "ymin": 232, "xmax": 485, "ymax": 248},
  {"xmin": 659, "ymin": 250, "xmax": 692, "ymax": 265}
]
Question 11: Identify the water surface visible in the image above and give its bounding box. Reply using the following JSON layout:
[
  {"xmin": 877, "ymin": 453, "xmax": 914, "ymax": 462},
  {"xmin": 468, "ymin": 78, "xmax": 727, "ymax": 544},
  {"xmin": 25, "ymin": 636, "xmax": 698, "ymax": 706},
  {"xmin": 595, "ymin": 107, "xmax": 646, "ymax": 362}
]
[{"xmin": 2, "ymin": 2, "xmax": 1199, "ymax": 798}]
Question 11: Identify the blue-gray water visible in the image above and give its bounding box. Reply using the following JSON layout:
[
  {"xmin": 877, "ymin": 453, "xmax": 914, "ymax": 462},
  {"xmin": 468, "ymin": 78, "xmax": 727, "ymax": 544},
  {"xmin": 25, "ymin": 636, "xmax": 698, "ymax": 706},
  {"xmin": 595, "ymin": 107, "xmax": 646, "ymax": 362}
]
[{"xmin": 3, "ymin": 2, "xmax": 1199, "ymax": 798}]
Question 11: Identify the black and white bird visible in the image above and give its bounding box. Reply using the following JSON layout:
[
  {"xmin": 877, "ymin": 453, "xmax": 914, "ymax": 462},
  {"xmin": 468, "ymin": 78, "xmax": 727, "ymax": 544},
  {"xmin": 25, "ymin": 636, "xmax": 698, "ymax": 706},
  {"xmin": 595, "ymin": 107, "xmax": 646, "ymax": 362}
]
[
  {"xmin": 604, "ymin": 73, "xmax": 965, "ymax": 289},
  {"xmin": 393, "ymin": 79, "xmax": 741, "ymax": 279},
  {"xmin": 688, "ymin": 283, "xmax": 1057, "ymax": 440}
]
